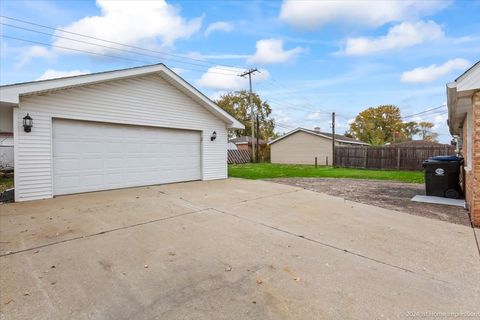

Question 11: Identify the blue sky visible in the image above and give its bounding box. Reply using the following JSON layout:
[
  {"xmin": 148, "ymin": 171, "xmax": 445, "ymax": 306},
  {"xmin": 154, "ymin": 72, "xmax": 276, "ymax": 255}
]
[{"xmin": 1, "ymin": 0, "xmax": 479, "ymax": 142}]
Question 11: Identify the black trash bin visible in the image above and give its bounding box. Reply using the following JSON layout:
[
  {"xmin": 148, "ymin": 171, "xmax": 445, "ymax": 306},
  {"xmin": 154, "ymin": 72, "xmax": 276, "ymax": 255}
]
[{"xmin": 422, "ymin": 155, "xmax": 463, "ymax": 199}]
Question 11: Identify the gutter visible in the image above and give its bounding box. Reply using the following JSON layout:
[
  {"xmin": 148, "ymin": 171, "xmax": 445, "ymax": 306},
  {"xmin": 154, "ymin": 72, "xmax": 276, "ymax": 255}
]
[{"xmin": 446, "ymin": 82, "xmax": 459, "ymax": 135}]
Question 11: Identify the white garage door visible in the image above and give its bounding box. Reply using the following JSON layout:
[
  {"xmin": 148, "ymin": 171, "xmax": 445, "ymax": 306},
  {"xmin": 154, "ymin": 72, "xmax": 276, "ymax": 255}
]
[{"xmin": 52, "ymin": 119, "xmax": 201, "ymax": 195}]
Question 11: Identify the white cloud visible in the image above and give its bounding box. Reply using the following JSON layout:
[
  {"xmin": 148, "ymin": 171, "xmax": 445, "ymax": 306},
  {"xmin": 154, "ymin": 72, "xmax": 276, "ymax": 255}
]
[
  {"xmin": 185, "ymin": 51, "xmax": 248, "ymax": 60},
  {"xmin": 343, "ymin": 21, "xmax": 444, "ymax": 55},
  {"xmin": 247, "ymin": 39, "xmax": 305, "ymax": 64},
  {"xmin": 16, "ymin": 46, "xmax": 55, "ymax": 68},
  {"xmin": 53, "ymin": 0, "xmax": 202, "ymax": 54},
  {"xmin": 433, "ymin": 113, "xmax": 448, "ymax": 130},
  {"xmin": 279, "ymin": 0, "xmax": 449, "ymax": 29},
  {"xmin": 204, "ymin": 21, "xmax": 233, "ymax": 37},
  {"xmin": 37, "ymin": 69, "xmax": 90, "ymax": 81},
  {"xmin": 306, "ymin": 111, "xmax": 329, "ymax": 120},
  {"xmin": 197, "ymin": 66, "xmax": 269, "ymax": 90},
  {"xmin": 208, "ymin": 90, "xmax": 228, "ymax": 101},
  {"xmin": 201, "ymin": 54, "xmax": 249, "ymax": 60},
  {"xmin": 400, "ymin": 58, "xmax": 470, "ymax": 83},
  {"xmin": 272, "ymin": 109, "xmax": 292, "ymax": 124},
  {"xmin": 171, "ymin": 67, "xmax": 187, "ymax": 75}
]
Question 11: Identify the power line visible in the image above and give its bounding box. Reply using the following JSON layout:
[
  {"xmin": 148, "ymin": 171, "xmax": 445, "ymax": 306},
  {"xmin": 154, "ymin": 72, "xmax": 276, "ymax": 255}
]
[
  {"xmin": 0, "ymin": 15, "xmax": 241, "ymax": 72},
  {"xmin": 0, "ymin": 22, "xmax": 242, "ymax": 73},
  {"xmin": 261, "ymin": 79, "xmax": 331, "ymax": 115},
  {"xmin": 255, "ymin": 82, "xmax": 325, "ymax": 113},
  {"xmin": 0, "ymin": 35, "xmax": 241, "ymax": 76},
  {"xmin": 402, "ymin": 105, "xmax": 446, "ymax": 119}
]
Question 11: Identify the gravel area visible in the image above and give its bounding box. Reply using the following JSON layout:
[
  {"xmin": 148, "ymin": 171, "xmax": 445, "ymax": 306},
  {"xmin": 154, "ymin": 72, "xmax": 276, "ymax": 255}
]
[{"xmin": 267, "ymin": 178, "xmax": 471, "ymax": 226}]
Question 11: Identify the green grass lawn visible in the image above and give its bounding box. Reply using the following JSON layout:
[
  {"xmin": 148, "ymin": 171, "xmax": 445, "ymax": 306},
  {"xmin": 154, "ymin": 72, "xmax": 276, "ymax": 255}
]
[
  {"xmin": 228, "ymin": 163, "xmax": 424, "ymax": 184},
  {"xmin": 0, "ymin": 176, "xmax": 14, "ymax": 193}
]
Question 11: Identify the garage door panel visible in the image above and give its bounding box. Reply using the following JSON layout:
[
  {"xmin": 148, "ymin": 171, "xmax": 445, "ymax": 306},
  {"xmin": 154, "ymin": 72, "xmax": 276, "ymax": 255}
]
[
  {"xmin": 55, "ymin": 158, "xmax": 81, "ymax": 172},
  {"xmin": 55, "ymin": 175, "xmax": 80, "ymax": 190},
  {"xmin": 53, "ymin": 119, "xmax": 201, "ymax": 195}
]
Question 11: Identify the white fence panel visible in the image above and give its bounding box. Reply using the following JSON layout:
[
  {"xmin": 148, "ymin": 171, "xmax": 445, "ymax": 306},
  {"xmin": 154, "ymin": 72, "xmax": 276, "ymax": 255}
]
[{"xmin": 0, "ymin": 146, "xmax": 14, "ymax": 170}]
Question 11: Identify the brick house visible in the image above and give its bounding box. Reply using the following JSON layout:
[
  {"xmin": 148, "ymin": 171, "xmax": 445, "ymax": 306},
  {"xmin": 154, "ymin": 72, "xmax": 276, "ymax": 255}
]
[{"xmin": 447, "ymin": 61, "xmax": 480, "ymax": 227}]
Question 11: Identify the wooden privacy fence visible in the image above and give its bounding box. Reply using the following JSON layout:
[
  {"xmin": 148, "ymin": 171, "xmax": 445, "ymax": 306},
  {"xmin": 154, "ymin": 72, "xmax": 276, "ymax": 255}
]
[
  {"xmin": 335, "ymin": 145, "xmax": 455, "ymax": 171},
  {"xmin": 228, "ymin": 149, "xmax": 251, "ymax": 164}
]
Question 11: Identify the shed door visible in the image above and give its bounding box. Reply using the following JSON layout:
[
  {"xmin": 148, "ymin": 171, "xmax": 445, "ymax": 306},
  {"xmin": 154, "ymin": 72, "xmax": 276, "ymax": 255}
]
[{"xmin": 52, "ymin": 119, "xmax": 201, "ymax": 195}]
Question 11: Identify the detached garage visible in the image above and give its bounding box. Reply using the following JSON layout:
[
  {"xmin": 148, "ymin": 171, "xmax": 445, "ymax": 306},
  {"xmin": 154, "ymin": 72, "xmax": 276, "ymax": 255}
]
[{"xmin": 0, "ymin": 64, "xmax": 243, "ymax": 202}]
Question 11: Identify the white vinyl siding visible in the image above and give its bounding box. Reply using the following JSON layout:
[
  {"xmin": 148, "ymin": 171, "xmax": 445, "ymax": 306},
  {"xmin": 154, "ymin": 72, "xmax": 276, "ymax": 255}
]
[{"xmin": 14, "ymin": 73, "xmax": 227, "ymax": 201}]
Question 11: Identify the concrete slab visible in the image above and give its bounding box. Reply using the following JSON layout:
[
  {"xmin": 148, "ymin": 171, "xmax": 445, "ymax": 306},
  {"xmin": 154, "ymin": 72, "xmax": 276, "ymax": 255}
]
[
  {"xmin": 411, "ymin": 195, "xmax": 466, "ymax": 207},
  {"xmin": 1, "ymin": 178, "xmax": 479, "ymax": 319},
  {"xmin": 212, "ymin": 184, "xmax": 480, "ymax": 289}
]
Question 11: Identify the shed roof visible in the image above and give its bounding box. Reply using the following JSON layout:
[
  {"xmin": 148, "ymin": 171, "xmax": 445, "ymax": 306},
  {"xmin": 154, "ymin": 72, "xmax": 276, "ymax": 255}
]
[{"xmin": 268, "ymin": 128, "xmax": 369, "ymax": 146}]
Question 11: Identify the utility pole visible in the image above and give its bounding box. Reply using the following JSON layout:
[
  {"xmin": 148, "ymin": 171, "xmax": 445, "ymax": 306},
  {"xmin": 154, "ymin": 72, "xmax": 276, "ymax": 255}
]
[
  {"xmin": 239, "ymin": 68, "xmax": 258, "ymax": 162},
  {"xmin": 256, "ymin": 113, "xmax": 260, "ymax": 162},
  {"xmin": 332, "ymin": 112, "xmax": 336, "ymax": 167}
]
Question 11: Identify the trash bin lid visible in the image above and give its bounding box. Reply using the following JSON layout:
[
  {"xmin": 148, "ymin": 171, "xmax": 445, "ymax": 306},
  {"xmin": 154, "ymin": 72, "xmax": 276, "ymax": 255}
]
[{"xmin": 428, "ymin": 155, "xmax": 462, "ymax": 162}]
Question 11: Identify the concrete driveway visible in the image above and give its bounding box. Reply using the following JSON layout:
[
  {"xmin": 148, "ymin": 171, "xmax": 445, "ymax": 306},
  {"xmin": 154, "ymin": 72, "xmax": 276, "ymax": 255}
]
[{"xmin": 1, "ymin": 178, "xmax": 479, "ymax": 319}]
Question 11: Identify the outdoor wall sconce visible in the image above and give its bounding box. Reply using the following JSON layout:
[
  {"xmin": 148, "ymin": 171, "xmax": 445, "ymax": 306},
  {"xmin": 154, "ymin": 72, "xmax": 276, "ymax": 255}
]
[
  {"xmin": 211, "ymin": 131, "xmax": 217, "ymax": 141},
  {"xmin": 23, "ymin": 113, "xmax": 33, "ymax": 132}
]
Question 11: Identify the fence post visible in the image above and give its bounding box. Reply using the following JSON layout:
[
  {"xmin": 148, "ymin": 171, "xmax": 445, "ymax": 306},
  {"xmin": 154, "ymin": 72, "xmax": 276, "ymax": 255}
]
[
  {"xmin": 315, "ymin": 157, "xmax": 317, "ymax": 168},
  {"xmin": 326, "ymin": 156, "xmax": 328, "ymax": 166},
  {"xmin": 364, "ymin": 147, "xmax": 368, "ymax": 168},
  {"xmin": 396, "ymin": 148, "xmax": 401, "ymax": 170}
]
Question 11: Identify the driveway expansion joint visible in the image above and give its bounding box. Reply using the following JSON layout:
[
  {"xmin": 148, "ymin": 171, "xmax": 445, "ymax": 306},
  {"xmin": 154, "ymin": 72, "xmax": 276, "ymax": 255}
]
[
  {"xmin": 230, "ymin": 189, "xmax": 301, "ymax": 206},
  {"xmin": 0, "ymin": 209, "xmax": 208, "ymax": 258},
  {"xmin": 209, "ymin": 207, "xmax": 465, "ymax": 290}
]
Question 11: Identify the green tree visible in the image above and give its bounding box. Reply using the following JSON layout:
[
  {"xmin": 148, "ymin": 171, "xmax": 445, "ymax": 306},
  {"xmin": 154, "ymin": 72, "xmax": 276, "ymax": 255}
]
[
  {"xmin": 418, "ymin": 121, "xmax": 439, "ymax": 142},
  {"xmin": 346, "ymin": 105, "xmax": 405, "ymax": 145},
  {"xmin": 402, "ymin": 121, "xmax": 421, "ymax": 141},
  {"xmin": 216, "ymin": 90, "xmax": 276, "ymax": 139},
  {"xmin": 346, "ymin": 105, "xmax": 438, "ymax": 145}
]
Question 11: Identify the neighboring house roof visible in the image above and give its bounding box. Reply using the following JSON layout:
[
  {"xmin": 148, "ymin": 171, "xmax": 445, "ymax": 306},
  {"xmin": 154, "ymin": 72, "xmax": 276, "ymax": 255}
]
[
  {"xmin": 0, "ymin": 63, "xmax": 244, "ymax": 129},
  {"xmin": 268, "ymin": 128, "xmax": 369, "ymax": 146},
  {"xmin": 447, "ymin": 61, "xmax": 480, "ymax": 135},
  {"xmin": 229, "ymin": 136, "xmax": 267, "ymax": 145}
]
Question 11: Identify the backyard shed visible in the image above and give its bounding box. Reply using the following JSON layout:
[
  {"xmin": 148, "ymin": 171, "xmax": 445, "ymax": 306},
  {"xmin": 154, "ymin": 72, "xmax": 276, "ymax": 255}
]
[
  {"xmin": 269, "ymin": 127, "xmax": 368, "ymax": 165},
  {"xmin": 0, "ymin": 64, "xmax": 243, "ymax": 202}
]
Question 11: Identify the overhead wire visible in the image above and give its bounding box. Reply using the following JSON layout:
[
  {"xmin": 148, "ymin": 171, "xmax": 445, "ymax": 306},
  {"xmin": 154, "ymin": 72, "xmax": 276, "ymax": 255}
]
[
  {"xmin": 0, "ymin": 22, "xmax": 244, "ymax": 73},
  {"xmin": 402, "ymin": 105, "xmax": 447, "ymax": 120},
  {"xmin": 0, "ymin": 35, "xmax": 241, "ymax": 76},
  {"xmin": 0, "ymin": 15, "xmax": 241, "ymax": 72}
]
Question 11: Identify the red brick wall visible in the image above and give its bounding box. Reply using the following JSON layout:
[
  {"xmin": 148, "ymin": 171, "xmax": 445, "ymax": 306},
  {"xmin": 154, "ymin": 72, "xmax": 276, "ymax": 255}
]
[
  {"xmin": 236, "ymin": 144, "xmax": 250, "ymax": 152},
  {"xmin": 464, "ymin": 92, "xmax": 480, "ymax": 227}
]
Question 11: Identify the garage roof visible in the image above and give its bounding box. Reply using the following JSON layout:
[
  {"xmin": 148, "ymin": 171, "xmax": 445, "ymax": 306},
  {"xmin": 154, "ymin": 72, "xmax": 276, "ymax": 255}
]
[
  {"xmin": 0, "ymin": 63, "xmax": 244, "ymax": 129},
  {"xmin": 268, "ymin": 128, "xmax": 369, "ymax": 146}
]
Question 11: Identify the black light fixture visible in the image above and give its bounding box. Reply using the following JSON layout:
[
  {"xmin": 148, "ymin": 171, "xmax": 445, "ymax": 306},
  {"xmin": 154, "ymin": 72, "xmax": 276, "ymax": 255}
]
[
  {"xmin": 211, "ymin": 131, "xmax": 217, "ymax": 141},
  {"xmin": 23, "ymin": 113, "xmax": 33, "ymax": 132}
]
